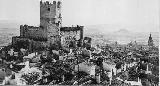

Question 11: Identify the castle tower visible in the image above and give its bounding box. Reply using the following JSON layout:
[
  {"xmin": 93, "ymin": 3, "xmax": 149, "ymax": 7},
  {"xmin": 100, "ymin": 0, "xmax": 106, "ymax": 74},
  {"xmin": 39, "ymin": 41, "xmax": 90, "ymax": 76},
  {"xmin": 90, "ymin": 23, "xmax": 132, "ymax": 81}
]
[
  {"xmin": 40, "ymin": 0, "xmax": 62, "ymax": 47},
  {"xmin": 40, "ymin": 0, "xmax": 62, "ymax": 28},
  {"xmin": 148, "ymin": 33, "xmax": 154, "ymax": 47}
]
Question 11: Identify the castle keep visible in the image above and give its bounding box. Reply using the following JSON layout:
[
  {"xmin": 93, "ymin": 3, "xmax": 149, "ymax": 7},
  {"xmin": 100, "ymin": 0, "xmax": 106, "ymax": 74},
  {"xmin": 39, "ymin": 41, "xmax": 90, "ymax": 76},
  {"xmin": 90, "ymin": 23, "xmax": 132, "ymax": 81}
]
[{"xmin": 12, "ymin": 0, "xmax": 84, "ymax": 51}]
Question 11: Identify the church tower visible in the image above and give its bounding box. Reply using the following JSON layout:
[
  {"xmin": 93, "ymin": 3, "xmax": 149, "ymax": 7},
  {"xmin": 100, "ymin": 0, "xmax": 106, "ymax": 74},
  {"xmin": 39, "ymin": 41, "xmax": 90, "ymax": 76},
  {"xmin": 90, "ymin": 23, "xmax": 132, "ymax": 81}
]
[{"xmin": 148, "ymin": 33, "xmax": 154, "ymax": 47}]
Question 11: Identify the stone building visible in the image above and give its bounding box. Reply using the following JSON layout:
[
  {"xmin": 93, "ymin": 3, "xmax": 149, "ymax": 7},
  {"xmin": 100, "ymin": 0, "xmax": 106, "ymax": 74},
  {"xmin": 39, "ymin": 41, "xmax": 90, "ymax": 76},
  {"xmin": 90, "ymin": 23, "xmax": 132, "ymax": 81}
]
[
  {"xmin": 12, "ymin": 0, "xmax": 62, "ymax": 51},
  {"xmin": 60, "ymin": 25, "xmax": 83, "ymax": 48},
  {"xmin": 20, "ymin": 25, "xmax": 47, "ymax": 41},
  {"xmin": 40, "ymin": 0, "xmax": 62, "ymax": 28},
  {"xmin": 148, "ymin": 34, "xmax": 154, "ymax": 47},
  {"xmin": 12, "ymin": 0, "xmax": 84, "ymax": 51}
]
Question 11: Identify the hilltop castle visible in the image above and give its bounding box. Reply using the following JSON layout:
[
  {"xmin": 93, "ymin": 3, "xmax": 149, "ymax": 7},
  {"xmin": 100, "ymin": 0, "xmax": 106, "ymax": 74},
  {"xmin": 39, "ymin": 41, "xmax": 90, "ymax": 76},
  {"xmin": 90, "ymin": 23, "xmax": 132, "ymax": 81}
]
[{"xmin": 12, "ymin": 0, "xmax": 84, "ymax": 51}]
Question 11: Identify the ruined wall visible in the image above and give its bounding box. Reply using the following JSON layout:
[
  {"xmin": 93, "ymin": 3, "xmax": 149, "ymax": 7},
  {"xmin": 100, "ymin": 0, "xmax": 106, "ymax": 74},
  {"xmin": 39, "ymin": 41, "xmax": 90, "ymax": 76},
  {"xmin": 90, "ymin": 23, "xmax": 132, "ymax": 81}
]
[
  {"xmin": 12, "ymin": 36, "xmax": 31, "ymax": 50},
  {"xmin": 60, "ymin": 30, "xmax": 79, "ymax": 47},
  {"xmin": 12, "ymin": 36, "xmax": 30, "ymax": 46},
  {"xmin": 47, "ymin": 23, "xmax": 60, "ymax": 45},
  {"xmin": 60, "ymin": 26, "xmax": 84, "ymax": 48},
  {"xmin": 20, "ymin": 25, "xmax": 47, "ymax": 41},
  {"xmin": 12, "ymin": 36, "xmax": 48, "ymax": 51}
]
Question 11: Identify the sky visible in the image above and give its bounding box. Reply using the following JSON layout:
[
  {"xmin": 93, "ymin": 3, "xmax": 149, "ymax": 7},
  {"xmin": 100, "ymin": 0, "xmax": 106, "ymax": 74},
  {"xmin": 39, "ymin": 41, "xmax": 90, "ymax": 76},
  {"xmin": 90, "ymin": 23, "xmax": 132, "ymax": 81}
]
[{"xmin": 0, "ymin": 0, "xmax": 159, "ymax": 32}]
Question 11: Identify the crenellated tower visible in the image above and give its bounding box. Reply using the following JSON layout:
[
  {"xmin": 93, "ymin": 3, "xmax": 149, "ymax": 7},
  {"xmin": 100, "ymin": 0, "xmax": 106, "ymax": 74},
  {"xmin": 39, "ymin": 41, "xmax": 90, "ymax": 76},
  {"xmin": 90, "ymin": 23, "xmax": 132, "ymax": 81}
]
[
  {"xmin": 12, "ymin": 0, "xmax": 63, "ymax": 51},
  {"xmin": 40, "ymin": 0, "xmax": 62, "ymax": 47},
  {"xmin": 40, "ymin": 0, "xmax": 62, "ymax": 28}
]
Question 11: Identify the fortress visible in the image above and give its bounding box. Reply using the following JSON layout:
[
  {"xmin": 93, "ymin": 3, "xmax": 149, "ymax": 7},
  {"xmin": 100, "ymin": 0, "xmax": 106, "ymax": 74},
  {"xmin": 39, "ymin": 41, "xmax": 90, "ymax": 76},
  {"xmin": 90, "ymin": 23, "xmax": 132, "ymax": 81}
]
[{"xmin": 12, "ymin": 0, "xmax": 84, "ymax": 51}]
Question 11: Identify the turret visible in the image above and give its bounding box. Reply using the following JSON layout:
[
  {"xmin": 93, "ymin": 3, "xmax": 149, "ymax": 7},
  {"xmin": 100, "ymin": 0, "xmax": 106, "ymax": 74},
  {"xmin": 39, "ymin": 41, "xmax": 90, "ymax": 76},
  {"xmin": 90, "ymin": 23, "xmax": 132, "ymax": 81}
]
[{"xmin": 40, "ymin": 0, "xmax": 62, "ymax": 28}]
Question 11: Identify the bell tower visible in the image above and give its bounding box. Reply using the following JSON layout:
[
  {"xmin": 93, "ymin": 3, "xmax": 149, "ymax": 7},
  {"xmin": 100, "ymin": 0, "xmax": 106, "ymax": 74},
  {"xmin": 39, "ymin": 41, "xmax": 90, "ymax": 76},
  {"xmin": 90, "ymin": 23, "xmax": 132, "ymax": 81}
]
[{"xmin": 148, "ymin": 33, "xmax": 154, "ymax": 47}]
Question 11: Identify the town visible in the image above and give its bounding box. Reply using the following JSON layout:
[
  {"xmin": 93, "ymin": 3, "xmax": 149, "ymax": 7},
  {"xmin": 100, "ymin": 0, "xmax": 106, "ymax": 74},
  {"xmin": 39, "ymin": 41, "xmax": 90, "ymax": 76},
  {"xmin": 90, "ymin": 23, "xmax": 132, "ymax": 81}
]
[{"xmin": 0, "ymin": 0, "xmax": 159, "ymax": 85}]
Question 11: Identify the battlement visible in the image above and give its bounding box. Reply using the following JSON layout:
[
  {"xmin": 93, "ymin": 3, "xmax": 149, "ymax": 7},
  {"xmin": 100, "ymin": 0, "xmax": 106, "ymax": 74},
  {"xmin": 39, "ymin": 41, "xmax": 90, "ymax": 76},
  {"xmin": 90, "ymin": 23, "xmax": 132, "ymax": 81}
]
[
  {"xmin": 40, "ymin": 0, "xmax": 62, "ymax": 28},
  {"xmin": 40, "ymin": 0, "xmax": 61, "ymax": 7},
  {"xmin": 12, "ymin": 0, "xmax": 63, "ymax": 50},
  {"xmin": 20, "ymin": 24, "xmax": 47, "ymax": 41},
  {"xmin": 40, "ymin": 1, "xmax": 56, "ymax": 6},
  {"xmin": 60, "ymin": 25, "xmax": 84, "ymax": 48},
  {"xmin": 20, "ymin": 25, "xmax": 44, "ymax": 34},
  {"xmin": 60, "ymin": 25, "xmax": 84, "ymax": 32},
  {"xmin": 20, "ymin": 25, "xmax": 40, "ymax": 29}
]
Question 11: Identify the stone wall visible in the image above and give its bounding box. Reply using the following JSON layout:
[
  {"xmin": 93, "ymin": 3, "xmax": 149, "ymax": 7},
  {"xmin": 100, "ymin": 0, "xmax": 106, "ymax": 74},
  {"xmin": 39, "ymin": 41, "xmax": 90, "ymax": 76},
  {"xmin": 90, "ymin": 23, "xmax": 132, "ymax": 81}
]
[
  {"xmin": 12, "ymin": 36, "xmax": 31, "ymax": 51},
  {"xmin": 12, "ymin": 36, "xmax": 48, "ymax": 52},
  {"xmin": 60, "ymin": 25, "xmax": 84, "ymax": 48},
  {"xmin": 19, "ymin": 23, "xmax": 61, "ymax": 46},
  {"xmin": 12, "ymin": 0, "xmax": 63, "ymax": 51},
  {"xmin": 20, "ymin": 25, "xmax": 47, "ymax": 41},
  {"xmin": 40, "ymin": 1, "xmax": 62, "ymax": 28},
  {"xmin": 47, "ymin": 23, "xmax": 60, "ymax": 45}
]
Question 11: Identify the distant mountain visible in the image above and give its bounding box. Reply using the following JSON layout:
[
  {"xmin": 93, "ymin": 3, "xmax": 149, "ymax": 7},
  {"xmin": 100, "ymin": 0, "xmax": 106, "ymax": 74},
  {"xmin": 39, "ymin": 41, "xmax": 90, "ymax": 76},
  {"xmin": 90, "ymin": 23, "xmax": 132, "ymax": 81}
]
[
  {"xmin": 109, "ymin": 30, "xmax": 158, "ymax": 45},
  {"xmin": 117, "ymin": 29, "xmax": 129, "ymax": 33},
  {"xmin": 84, "ymin": 24, "xmax": 159, "ymax": 46}
]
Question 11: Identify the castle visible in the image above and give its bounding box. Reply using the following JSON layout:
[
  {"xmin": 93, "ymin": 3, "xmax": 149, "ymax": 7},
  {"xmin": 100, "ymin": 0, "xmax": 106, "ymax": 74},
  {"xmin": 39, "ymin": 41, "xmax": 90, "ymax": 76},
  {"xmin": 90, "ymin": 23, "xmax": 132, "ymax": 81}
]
[{"xmin": 12, "ymin": 0, "xmax": 84, "ymax": 51}]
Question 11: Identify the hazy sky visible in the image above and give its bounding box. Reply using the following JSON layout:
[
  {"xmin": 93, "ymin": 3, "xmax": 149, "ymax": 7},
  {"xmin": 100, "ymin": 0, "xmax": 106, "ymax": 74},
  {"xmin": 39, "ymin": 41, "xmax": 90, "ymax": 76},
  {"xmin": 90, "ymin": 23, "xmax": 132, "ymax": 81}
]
[{"xmin": 0, "ymin": 0, "xmax": 159, "ymax": 32}]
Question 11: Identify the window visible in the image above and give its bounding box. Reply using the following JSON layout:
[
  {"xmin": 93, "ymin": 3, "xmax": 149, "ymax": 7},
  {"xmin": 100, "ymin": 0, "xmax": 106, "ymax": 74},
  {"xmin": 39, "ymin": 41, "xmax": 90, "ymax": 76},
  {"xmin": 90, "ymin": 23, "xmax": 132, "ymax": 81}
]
[
  {"xmin": 57, "ymin": 1, "xmax": 61, "ymax": 8},
  {"xmin": 48, "ymin": 8, "xmax": 50, "ymax": 11}
]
